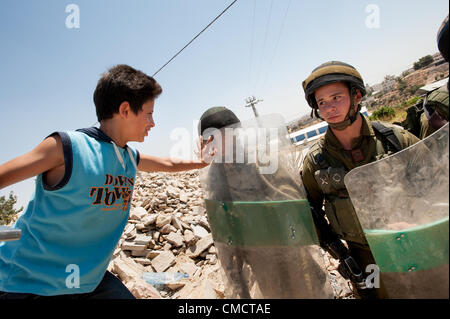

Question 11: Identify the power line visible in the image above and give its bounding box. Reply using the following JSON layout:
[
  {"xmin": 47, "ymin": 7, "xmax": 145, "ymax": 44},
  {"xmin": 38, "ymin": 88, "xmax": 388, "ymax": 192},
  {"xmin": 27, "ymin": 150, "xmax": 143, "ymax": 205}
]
[
  {"xmin": 255, "ymin": 0, "xmax": 274, "ymax": 89},
  {"xmin": 261, "ymin": 0, "xmax": 292, "ymax": 91},
  {"xmin": 152, "ymin": 0, "xmax": 239, "ymax": 78},
  {"xmin": 247, "ymin": 0, "xmax": 257, "ymax": 94}
]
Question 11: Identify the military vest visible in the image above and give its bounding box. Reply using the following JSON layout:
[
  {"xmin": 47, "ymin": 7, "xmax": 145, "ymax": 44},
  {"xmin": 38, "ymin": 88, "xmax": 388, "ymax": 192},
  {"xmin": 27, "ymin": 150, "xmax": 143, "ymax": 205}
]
[{"xmin": 307, "ymin": 122, "xmax": 405, "ymax": 245}]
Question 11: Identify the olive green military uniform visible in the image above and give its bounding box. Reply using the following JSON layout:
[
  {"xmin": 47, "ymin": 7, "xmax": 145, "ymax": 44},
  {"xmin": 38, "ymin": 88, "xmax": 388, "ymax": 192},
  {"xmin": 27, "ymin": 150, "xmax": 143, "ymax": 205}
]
[
  {"xmin": 419, "ymin": 83, "xmax": 449, "ymax": 139},
  {"xmin": 301, "ymin": 115, "xmax": 419, "ymax": 298}
]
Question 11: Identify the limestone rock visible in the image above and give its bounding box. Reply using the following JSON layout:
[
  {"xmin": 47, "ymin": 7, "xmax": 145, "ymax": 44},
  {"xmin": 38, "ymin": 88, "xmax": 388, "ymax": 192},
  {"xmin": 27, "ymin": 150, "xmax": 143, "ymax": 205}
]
[
  {"xmin": 192, "ymin": 225, "xmax": 209, "ymax": 239},
  {"xmin": 151, "ymin": 251, "xmax": 176, "ymax": 272},
  {"xmin": 125, "ymin": 277, "xmax": 162, "ymax": 299},
  {"xmin": 186, "ymin": 233, "xmax": 214, "ymax": 258},
  {"xmin": 165, "ymin": 232, "xmax": 184, "ymax": 248},
  {"xmin": 156, "ymin": 214, "xmax": 172, "ymax": 228},
  {"xmin": 130, "ymin": 207, "xmax": 148, "ymax": 220}
]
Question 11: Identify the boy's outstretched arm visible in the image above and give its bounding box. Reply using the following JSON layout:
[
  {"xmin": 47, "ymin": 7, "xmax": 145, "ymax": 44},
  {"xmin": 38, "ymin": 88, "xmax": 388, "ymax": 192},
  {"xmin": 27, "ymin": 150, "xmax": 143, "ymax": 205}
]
[
  {"xmin": 137, "ymin": 136, "xmax": 214, "ymax": 173},
  {"xmin": 0, "ymin": 135, "xmax": 64, "ymax": 190},
  {"xmin": 137, "ymin": 155, "xmax": 209, "ymax": 173}
]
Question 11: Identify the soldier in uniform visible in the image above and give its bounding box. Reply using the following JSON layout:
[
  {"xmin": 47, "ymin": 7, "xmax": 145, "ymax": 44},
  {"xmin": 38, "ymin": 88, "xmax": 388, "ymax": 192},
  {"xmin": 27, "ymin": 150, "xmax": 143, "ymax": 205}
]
[
  {"xmin": 418, "ymin": 14, "xmax": 449, "ymax": 139},
  {"xmin": 300, "ymin": 61, "xmax": 420, "ymax": 298},
  {"xmin": 400, "ymin": 15, "xmax": 449, "ymax": 139},
  {"xmin": 199, "ymin": 106, "xmax": 332, "ymax": 299}
]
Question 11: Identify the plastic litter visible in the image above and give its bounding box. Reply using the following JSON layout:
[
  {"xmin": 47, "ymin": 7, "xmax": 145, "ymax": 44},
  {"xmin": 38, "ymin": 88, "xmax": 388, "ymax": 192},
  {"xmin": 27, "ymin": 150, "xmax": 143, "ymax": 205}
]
[{"xmin": 142, "ymin": 272, "xmax": 188, "ymax": 287}]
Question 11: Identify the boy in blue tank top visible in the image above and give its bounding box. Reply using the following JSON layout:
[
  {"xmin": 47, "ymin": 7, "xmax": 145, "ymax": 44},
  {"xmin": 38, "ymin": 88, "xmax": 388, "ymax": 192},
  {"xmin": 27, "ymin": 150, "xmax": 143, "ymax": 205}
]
[{"xmin": 0, "ymin": 64, "xmax": 213, "ymax": 299}]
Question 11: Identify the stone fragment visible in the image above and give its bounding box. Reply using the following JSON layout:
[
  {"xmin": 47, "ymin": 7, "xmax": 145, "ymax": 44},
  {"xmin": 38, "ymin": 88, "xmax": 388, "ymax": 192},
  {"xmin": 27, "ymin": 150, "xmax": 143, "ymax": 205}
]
[
  {"xmin": 135, "ymin": 223, "xmax": 147, "ymax": 231},
  {"xmin": 178, "ymin": 262, "xmax": 198, "ymax": 278},
  {"xmin": 183, "ymin": 230, "xmax": 196, "ymax": 245},
  {"xmin": 160, "ymin": 224, "xmax": 176, "ymax": 234},
  {"xmin": 142, "ymin": 214, "xmax": 158, "ymax": 226},
  {"xmin": 198, "ymin": 216, "xmax": 211, "ymax": 231},
  {"xmin": 171, "ymin": 215, "xmax": 183, "ymax": 230},
  {"xmin": 179, "ymin": 192, "xmax": 188, "ymax": 203},
  {"xmin": 165, "ymin": 232, "xmax": 184, "ymax": 247},
  {"xmin": 134, "ymin": 258, "xmax": 152, "ymax": 266},
  {"xmin": 131, "ymin": 249, "xmax": 154, "ymax": 257},
  {"xmin": 186, "ymin": 234, "xmax": 214, "ymax": 258},
  {"xmin": 156, "ymin": 214, "xmax": 172, "ymax": 228},
  {"xmin": 192, "ymin": 225, "xmax": 209, "ymax": 239},
  {"xmin": 112, "ymin": 258, "xmax": 144, "ymax": 282},
  {"xmin": 124, "ymin": 224, "xmax": 136, "ymax": 237},
  {"xmin": 151, "ymin": 251, "xmax": 176, "ymax": 272},
  {"xmin": 208, "ymin": 246, "xmax": 217, "ymax": 255},
  {"xmin": 125, "ymin": 277, "xmax": 162, "ymax": 299},
  {"xmin": 134, "ymin": 235, "xmax": 153, "ymax": 246},
  {"xmin": 122, "ymin": 242, "xmax": 147, "ymax": 251},
  {"xmin": 130, "ymin": 207, "xmax": 148, "ymax": 220}
]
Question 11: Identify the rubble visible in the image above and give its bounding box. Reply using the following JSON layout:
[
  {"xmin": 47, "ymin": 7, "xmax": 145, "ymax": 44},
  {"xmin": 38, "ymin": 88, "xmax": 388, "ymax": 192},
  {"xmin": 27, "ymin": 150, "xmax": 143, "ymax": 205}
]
[{"xmin": 108, "ymin": 170, "xmax": 354, "ymax": 299}]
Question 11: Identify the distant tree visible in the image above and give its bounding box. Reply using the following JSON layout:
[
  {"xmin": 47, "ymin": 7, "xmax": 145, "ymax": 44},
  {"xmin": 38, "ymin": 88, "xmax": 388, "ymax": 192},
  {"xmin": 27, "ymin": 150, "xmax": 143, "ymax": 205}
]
[
  {"xmin": 396, "ymin": 78, "xmax": 407, "ymax": 92},
  {"xmin": 402, "ymin": 70, "xmax": 411, "ymax": 77},
  {"xmin": 0, "ymin": 192, "xmax": 23, "ymax": 225},
  {"xmin": 413, "ymin": 55, "xmax": 434, "ymax": 70},
  {"xmin": 408, "ymin": 84, "xmax": 424, "ymax": 95}
]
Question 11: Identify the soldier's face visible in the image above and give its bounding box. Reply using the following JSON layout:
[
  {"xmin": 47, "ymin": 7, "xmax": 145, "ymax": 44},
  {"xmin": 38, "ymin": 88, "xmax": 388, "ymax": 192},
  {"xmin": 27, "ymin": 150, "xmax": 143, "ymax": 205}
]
[{"xmin": 314, "ymin": 82, "xmax": 360, "ymax": 124}]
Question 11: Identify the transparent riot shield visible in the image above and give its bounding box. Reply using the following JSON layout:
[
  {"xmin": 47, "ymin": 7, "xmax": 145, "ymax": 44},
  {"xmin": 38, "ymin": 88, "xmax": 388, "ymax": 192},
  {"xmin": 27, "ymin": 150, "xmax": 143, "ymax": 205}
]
[
  {"xmin": 199, "ymin": 113, "xmax": 333, "ymax": 299},
  {"xmin": 344, "ymin": 123, "xmax": 449, "ymax": 299}
]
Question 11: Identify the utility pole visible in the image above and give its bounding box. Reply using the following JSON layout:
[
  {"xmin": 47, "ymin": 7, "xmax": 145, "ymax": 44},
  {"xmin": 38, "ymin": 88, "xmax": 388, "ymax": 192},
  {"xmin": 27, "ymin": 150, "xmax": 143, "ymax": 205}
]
[{"xmin": 244, "ymin": 96, "xmax": 263, "ymax": 118}]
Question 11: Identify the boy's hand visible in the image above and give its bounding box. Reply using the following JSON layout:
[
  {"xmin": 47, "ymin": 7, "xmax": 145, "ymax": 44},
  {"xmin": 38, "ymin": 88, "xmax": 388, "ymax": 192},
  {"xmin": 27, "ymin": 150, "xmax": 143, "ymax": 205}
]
[{"xmin": 195, "ymin": 135, "xmax": 216, "ymax": 166}]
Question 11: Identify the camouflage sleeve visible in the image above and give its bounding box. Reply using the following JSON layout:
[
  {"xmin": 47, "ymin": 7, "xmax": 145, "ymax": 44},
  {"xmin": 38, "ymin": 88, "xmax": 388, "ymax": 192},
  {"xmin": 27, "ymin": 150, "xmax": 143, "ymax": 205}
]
[
  {"xmin": 393, "ymin": 125, "xmax": 421, "ymax": 147},
  {"xmin": 300, "ymin": 155, "xmax": 324, "ymax": 205}
]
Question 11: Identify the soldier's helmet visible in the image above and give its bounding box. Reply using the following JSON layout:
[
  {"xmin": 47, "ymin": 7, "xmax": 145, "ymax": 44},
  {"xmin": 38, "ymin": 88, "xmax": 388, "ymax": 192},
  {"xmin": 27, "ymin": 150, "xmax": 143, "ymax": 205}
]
[
  {"xmin": 302, "ymin": 61, "xmax": 366, "ymax": 110},
  {"xmin": 198, "ymin": 106, "xmax": 240, "ymax": 137},
  {"xmin": 437, "ymin": 14, "xmax": 449, "ymax": 62}
]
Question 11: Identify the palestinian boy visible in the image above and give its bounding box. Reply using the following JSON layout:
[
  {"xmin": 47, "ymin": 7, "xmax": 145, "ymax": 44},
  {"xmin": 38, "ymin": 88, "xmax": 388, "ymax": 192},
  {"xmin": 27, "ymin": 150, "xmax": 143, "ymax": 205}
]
[{"xmin": 0, "ymin": 64, "xmax": 211, "ymax": 299}]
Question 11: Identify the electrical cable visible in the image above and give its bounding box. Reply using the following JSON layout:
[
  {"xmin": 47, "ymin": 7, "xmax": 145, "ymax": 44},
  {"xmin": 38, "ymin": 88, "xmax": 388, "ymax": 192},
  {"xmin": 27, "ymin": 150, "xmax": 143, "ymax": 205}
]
[
  {"xmin": 261, "ymin": 0, "xmax": 292, "ymax": 91},
  {"xmin": 255, "ymin": 0, "xmax": 275, "ymax": 90},
  {"xmin": 152, "ymin": 0, "xmax": 239, "ymax": 77},
  {"xmin": 247, "ymin": 0, "xmax": 257, "ymax": 94}
]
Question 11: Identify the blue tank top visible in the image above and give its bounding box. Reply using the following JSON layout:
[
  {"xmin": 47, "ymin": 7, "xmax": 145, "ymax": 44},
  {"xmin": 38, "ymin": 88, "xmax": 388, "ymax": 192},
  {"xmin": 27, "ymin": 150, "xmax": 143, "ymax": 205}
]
[{"xmin": 0, "ymin": 128, "xmax": 140, "ymax": 295}]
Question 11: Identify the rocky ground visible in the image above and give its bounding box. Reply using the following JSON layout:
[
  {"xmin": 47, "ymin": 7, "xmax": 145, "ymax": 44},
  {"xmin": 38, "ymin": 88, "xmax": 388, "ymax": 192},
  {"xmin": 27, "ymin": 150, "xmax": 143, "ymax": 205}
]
[{"xmin": 107, "ymin": 170, "xmax": 355, "ymax": 299}]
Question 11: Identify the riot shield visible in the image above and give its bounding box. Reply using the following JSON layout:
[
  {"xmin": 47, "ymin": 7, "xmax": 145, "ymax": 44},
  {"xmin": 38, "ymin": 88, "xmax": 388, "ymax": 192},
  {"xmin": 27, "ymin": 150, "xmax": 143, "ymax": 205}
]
[
  {"xmin": 199, "ymin": 114, "xmax": 333, "ymax": 299},
  {"xmin": 344, "ymin": 123, "xmax": 449, "ymax": 299}
]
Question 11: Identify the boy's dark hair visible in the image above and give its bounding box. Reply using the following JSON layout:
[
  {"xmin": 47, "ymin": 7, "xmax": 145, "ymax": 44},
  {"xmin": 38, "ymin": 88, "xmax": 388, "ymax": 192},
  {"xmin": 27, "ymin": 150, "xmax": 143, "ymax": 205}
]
[{"xmin": 93, "ymin": 64, "xmax": 162, "ymax": 121}]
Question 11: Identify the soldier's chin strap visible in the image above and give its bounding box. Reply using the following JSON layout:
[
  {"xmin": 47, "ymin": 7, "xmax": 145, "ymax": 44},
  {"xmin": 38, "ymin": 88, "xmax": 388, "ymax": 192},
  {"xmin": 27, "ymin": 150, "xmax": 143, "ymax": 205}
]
[{"xmin": 328, "ymin": 100, "xmax": 362, "ymax": 131}]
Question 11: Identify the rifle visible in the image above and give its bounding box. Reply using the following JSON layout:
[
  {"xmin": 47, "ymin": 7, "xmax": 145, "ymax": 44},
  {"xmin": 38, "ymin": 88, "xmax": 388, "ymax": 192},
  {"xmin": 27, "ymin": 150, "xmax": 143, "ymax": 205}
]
[{"xmin": 309, "ymin": 202, "xmax": 368, "ymax": 290}]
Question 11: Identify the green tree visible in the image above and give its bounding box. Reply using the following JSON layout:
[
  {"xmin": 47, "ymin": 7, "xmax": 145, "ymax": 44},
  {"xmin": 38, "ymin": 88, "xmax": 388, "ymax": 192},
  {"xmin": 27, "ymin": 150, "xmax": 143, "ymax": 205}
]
[
  {"xmin": 0, "ymin": 192, "xmax": 23, "ymax": 225},
  {"xmin": 413, "ymin": 55, "xmax": 434, "ymax": 70},
  {"xmin": 396, "ymin": 77, "xmax": 407, "ymax": 92}
]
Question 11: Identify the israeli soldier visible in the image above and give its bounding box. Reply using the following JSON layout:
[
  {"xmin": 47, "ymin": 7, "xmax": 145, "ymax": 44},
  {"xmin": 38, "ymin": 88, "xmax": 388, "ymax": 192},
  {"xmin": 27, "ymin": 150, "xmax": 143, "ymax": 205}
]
[
  {"xmin": 300, "ymin": 61, "xmax": 420, "ymax": 298},
  {"xmin": 418, "ymin": 14, "xmax": 449, "ymax": 139}
]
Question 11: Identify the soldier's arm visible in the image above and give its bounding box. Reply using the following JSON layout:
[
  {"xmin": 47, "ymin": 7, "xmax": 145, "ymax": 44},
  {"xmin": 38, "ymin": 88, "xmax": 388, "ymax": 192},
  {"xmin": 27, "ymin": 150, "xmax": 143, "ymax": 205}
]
[
  {"xmin": 301, "ymin": 158, "xmax": 339, "ymax": 244},
  {"xmin": 0, "ymin": 135, "xmax": 64, "ymax": 190},
  {"xmin": 395, "ymin": 126, "xmax": 420, "ymax": 147},
  {"xmin": 301, "ymin": 158, "xmax": 324, "ymax": 204}
]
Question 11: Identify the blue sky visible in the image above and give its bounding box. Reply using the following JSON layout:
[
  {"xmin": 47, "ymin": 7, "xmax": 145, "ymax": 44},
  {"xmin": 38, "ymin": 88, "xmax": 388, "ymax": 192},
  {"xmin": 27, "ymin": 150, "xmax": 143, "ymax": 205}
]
[{"xmin": 0, "ymin": 0, "xmax": 448, "ymax": 209}]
